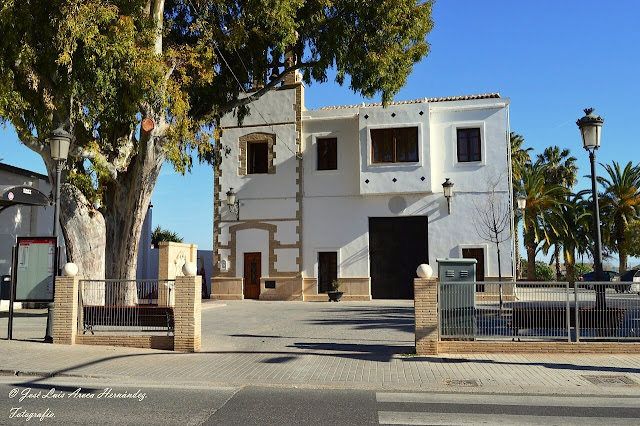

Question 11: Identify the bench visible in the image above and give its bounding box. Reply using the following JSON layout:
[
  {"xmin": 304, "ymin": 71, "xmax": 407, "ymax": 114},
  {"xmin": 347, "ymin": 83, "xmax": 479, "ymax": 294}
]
[
  {"xmin": 82, "ymin": 305, "xmax": 175, "ymax": 335},
  {"xmin": 511, "ymin": 305, "xmax": 626, "ymax": 336}
]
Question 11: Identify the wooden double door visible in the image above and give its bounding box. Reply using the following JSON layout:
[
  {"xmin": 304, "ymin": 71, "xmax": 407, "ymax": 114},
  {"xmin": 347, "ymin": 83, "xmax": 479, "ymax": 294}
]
[{"xmin": 244, "ymin": 252, "xmax": 261, "ymax": 299}]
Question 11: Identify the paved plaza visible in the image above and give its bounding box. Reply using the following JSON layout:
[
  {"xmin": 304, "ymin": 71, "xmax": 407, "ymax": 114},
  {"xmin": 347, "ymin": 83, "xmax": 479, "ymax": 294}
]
[{"xmin": 0, "ymin": 300, "xmax": 639, "ymax": 394}]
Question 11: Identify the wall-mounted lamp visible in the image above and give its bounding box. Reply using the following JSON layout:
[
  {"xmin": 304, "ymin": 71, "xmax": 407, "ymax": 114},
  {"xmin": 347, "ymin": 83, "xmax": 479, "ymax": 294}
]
[
  {"xmin": 226, "ymin": 187, "xmax": 240, "ymax": 220},
  {"xmin": 442, "ymin": 178, "xmax": 454, "ymax": 215}
]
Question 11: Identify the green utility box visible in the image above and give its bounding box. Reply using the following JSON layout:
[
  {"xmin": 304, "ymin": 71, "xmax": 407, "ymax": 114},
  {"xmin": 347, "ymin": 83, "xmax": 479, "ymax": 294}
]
[{"xmin": 437, "ymin": 258, "xmax": 477, "ymax": 338}]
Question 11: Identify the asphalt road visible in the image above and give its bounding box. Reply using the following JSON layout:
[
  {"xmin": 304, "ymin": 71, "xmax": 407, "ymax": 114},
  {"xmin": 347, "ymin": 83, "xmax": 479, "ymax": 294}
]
[{"xmin": 1, "ymin": 376, "xmax": 638, "ymax": 425}]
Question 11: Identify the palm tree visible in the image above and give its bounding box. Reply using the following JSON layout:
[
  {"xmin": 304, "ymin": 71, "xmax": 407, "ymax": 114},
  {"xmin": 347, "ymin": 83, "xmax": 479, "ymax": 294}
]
[
  {"xmin": 520, "ymin": 163, "xmax": 570, "ymax": 279},
  {"xmin": 511, "ymin": 133, "xmax": 532, "ymax": 181},
  {"xmin": 597, "ymin": 161, "xmax": 640, "ymax": 273},
  {"xmin": 554, "ymin": 192, "xmax": 592, "ymax": 286},
  {"xmin": 535, "ymin": 146, "xmax": 579, "ymax": 279},
  {"xmin": 510, "ymin": 133, "xmax": 532, "ymax": 279},
  {"xmin": 536, "ymin": 146, "xmax": 578, "ymax": 188}
]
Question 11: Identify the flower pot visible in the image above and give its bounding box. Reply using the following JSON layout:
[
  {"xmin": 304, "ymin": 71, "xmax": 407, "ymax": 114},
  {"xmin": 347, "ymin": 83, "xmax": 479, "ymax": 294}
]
[{"xmin": 327, "ymin": 291, "xmax": 344, "ymax": 302}]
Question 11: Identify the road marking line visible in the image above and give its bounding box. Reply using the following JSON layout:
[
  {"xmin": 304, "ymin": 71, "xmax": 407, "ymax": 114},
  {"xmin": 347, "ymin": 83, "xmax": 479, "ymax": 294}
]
[
  {"xmin": 376, "ymin": 392, "xmax": 640, "ymax": 408},
  {"xmin": 379, "ymin": 411, "xmax": 635, "ymax": 425}
]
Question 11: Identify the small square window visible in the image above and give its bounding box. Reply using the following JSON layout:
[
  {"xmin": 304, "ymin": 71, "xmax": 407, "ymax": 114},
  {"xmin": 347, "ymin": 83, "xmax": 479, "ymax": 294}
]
[
  {"xmin": 317, "ymin": 137, "xmax": 337, "ymax": 171},
  {"xmin": 247, "ymin": 141, "xmax": 268, "ymax": 174},
  {"xmin": 457, "ymin": 128, "xmax": 481, "ymax": 162}
]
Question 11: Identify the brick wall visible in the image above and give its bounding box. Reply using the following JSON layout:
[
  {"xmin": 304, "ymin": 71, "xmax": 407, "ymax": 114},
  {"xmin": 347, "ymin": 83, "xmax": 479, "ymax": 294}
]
[
  {"xmin": 414, "ymin": 278, "xmax": 438, "ymax": 355},
  {"xmin": 52, "ymin": 276, "xmax": 80, "ymax": 345},
  {"xmin": 53, "ymin": 274, "xmax": 201, "ymax": 352},
  {"xmin": 174, "ymin": 275, "xmax": 202, "ymax": 352}
]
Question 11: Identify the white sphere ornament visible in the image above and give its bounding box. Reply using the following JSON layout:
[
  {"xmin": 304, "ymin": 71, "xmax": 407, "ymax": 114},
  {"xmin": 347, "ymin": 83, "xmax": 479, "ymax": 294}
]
[
  {"xmin": 416, "ymin": 264, "xmax": 433, "ymax": 279},
  {"xmin": 62, "ymin": 262, "xmax": 79, "ymax": 277},
  {"xmin": 182, "ymin": 262, "xmax": 197, "ymax": 276}
]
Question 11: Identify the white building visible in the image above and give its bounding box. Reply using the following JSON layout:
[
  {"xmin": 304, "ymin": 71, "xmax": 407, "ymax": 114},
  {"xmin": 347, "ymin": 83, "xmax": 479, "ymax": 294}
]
[{"xmin": 212, "ymin": 75, "xmax": 514, "ymax": 301}]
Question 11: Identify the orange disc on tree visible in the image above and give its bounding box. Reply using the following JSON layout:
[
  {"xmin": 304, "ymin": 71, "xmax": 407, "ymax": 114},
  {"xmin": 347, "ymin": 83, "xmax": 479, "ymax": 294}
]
[{"xmin": 142, "ymin": 118, "xmax": 155, "ymax": 132}]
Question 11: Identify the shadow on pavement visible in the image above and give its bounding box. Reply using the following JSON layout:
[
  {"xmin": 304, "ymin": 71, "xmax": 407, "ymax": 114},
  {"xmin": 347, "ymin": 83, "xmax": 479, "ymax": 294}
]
[{"xmin": 309, "ymin": 307, "xmax": 414, "ymax": 333}]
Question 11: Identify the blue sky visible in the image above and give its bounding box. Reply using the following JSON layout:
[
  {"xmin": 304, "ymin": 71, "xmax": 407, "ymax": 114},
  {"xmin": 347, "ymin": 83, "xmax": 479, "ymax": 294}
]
[{"xmin": 1, "ymin": 1, "xmax": 639, "ymax": 267}]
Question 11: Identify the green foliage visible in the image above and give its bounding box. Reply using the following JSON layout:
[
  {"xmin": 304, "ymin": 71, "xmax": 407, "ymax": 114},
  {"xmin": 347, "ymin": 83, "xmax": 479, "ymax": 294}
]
[
  {"xmin": 330, "ymin": 280, "xmax": 342, "ymax": 292},
  {"xmin": 627, "ymin": 220, "xmax": 640, "ymax": 258},
  {"xmin": 598, "ymin": 161, "xmax": 640, "ymax": 270},
  {"xmin": 151, "ymin": 226, "xmax": 183, "ymax": 248},
  {"xmin": 535, "ymin": 262, "xmax": 555, "ymax": 281},
  {"xmin": 535, "ymin": 146, "xmax": 578, "ymax": 189},
  {"xmin": 1, "ymin": 0, "xmax": 434, "ymax": 175},
  {"xmin": 574, "ymin": 263, "xmax": 592, "ymax": 280}
]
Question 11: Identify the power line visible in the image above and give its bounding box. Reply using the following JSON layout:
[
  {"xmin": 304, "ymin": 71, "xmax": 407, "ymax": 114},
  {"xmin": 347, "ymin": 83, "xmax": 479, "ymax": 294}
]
[{"xmin": 186, "ymin": 1, "xmax": 300, "ymax": 157}]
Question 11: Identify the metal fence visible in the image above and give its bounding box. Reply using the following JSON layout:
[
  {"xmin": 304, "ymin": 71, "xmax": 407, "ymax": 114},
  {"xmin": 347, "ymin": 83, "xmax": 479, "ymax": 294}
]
[
  {"xmin": 78, "ymin": 279, "xmax": 175, "ymax": 335},
  {"xmin": 439, "ymin": 281, "xmax": 640, "ymax": 342}
]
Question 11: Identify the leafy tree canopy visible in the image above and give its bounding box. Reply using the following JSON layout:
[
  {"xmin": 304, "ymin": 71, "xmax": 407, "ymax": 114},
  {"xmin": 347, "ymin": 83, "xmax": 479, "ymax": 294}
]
[{"xmin": 0, "ymin": 0, "xmax": 434, "ymax": 279}]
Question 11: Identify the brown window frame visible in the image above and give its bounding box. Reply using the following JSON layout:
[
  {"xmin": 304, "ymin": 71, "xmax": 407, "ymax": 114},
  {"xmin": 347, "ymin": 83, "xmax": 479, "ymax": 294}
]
[
  {"xmin": 370, "ymin": 127, "xmax": 419, "ymax": 164},
  {"xmin": 317, "ymin": 137, "xmax": 338, "ymax": 171},
  {"xmin": 247, "ymin": 140, "xmax": 269, "ymax": 174},
  {"xmin": 456, "ymin": 128, "xmax": 482, "ymax": 163}
]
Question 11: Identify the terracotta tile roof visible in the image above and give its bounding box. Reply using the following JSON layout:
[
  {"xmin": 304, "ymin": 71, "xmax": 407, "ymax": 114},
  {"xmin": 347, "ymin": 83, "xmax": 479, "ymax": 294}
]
[{"xmin": 318, "ymin": 93, "xmax": 501, "ymax": 110}]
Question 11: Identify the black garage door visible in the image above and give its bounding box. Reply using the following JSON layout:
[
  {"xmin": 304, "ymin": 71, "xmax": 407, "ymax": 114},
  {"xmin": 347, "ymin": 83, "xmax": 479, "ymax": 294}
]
[{"xmin": 369, "ymin": 216, "xmax": 429, "ymax": 299}]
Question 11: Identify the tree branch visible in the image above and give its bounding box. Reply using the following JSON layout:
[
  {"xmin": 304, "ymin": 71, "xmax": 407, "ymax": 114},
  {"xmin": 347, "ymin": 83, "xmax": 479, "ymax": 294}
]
[
  {"xmin": 218, "ymin": 61, "xmax": 317, "ymax": 114},
  {"xmin": 12, "ymin": 116, "xmax": 47, "ymax": 155},
  {"xmin": 69, "ymin": 145, "xmax": 119, "ymax": 181}
]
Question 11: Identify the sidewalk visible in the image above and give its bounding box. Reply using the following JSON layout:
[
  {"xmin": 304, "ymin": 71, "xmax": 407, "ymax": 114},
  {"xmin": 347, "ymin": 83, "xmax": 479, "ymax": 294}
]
[{"xmin": 1, "ymin": 301, "xmax": 639, "ymax": 395}]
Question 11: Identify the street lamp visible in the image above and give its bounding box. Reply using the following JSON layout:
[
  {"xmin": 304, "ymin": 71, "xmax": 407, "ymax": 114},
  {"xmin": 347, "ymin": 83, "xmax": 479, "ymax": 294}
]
[
  {"xmin": 226, "ymin": 188, "xmax": 240, "ymax": 220},
  {"xmin": 46, "ymin": 124, "xmax": 72, "ymax": 343},
  {"xmin": 49, "ymin": 125, "xmax": 72, "ymax": 241},
  {"xmin": 442, "ymin": 178, "xmax": 454, "ymax": 215},
  {"xmin": 516, "ymin": 195, "xmax": 527, "ymax": 212},
  {"xmin": 577, "ymin": 108, "xmax": 605, "ymax": 308}
]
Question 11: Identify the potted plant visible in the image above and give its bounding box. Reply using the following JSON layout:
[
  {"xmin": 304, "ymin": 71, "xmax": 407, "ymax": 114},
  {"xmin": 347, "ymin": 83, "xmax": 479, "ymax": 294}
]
[{"xmin": 328, "ymin": 280, "xmax": 344, "ymax": 302}]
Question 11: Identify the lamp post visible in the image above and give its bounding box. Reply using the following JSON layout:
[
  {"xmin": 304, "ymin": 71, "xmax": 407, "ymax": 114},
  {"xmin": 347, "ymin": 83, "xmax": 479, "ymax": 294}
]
[
  {"xmin": 576, "ymin": 108, "xmax": 605, "ymax": 309},
  {"xmin": 442, "ymin": 178, "xmax": 454, "ymax": 215},
  {"xmin": 515, "ymin": 195, "xmax": 527, "ymax": 280},
  {"xmin": 46, "ymin": 125, "xmax": 72, "ymax": 342},
  {"xmin": 226, "ymin": 188, "xmax": 240, "ymax": 220}
]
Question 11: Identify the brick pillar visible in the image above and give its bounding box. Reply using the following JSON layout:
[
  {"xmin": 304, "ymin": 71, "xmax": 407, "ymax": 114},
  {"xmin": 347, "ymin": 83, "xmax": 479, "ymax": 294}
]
[
  {"xmin": 53, "ymin": 276, "xmax": 81, "ymax": 345},
  {"xmin": 174, "ymin": 275, "xmax": 201, "ymax": 352},
  {"xmin": 414, "ymin": 278, "xmax": 439, "ymax": 355}
]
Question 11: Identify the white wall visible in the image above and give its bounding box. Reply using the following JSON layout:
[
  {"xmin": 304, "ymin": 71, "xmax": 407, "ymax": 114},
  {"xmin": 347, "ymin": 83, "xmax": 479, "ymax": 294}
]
[
  {"xmin": 219, "ymin": 124, "xmax": 299, "ymax": 222},
  {"xmin": 236, "ymin": 228, "xmax": 269, "ymax": 278}
]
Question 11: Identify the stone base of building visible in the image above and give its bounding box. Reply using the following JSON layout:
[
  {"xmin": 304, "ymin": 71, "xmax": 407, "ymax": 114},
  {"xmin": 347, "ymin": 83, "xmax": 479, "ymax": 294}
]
[{"xmin": 211, "ymin": 277, "xmax": 244, "ymax": 300}]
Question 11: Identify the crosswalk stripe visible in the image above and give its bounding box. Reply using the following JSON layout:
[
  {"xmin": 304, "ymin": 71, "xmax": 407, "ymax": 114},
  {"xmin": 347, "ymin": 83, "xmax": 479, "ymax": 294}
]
[
  {"xmin": 376, "ymin": 392, "xmax": 640, "ymax": 408},
  {"xmin": 378, "ymin": 411, "xmax": 635, "ymax": 425}
]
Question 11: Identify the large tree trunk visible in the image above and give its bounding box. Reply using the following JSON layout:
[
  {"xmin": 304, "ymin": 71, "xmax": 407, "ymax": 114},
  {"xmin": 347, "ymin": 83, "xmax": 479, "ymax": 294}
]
[
  {"xmin": 59, "ymin": 184, "xmax": 106, "ymax": 306},
  {"xmin": 566, "ymin": 260, "xmax": 575, "ymax": 288},
  {"xmin": 555, "ymin": 247, "xmax": 561, "ymax": 281},
  {"xmin": 617, "ymin": 218, "xmax": 628, "ymax": 274},
  {"xmin": 59, "ymin": 184, "xmax": 106, "ymax": 281},
  {"xmin": 103, "ymin": 126, "xmax": 166, "ymax": 304},
  {"xmin": 526, "ymin": 242, "xmax": 536, "ymax": 280}
]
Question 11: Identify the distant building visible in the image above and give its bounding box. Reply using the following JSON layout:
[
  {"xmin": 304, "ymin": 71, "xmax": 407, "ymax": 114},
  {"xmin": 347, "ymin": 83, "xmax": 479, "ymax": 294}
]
[{"xmin": 212, "ymin": 73, "xmax": 514, "ymax": 301}]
